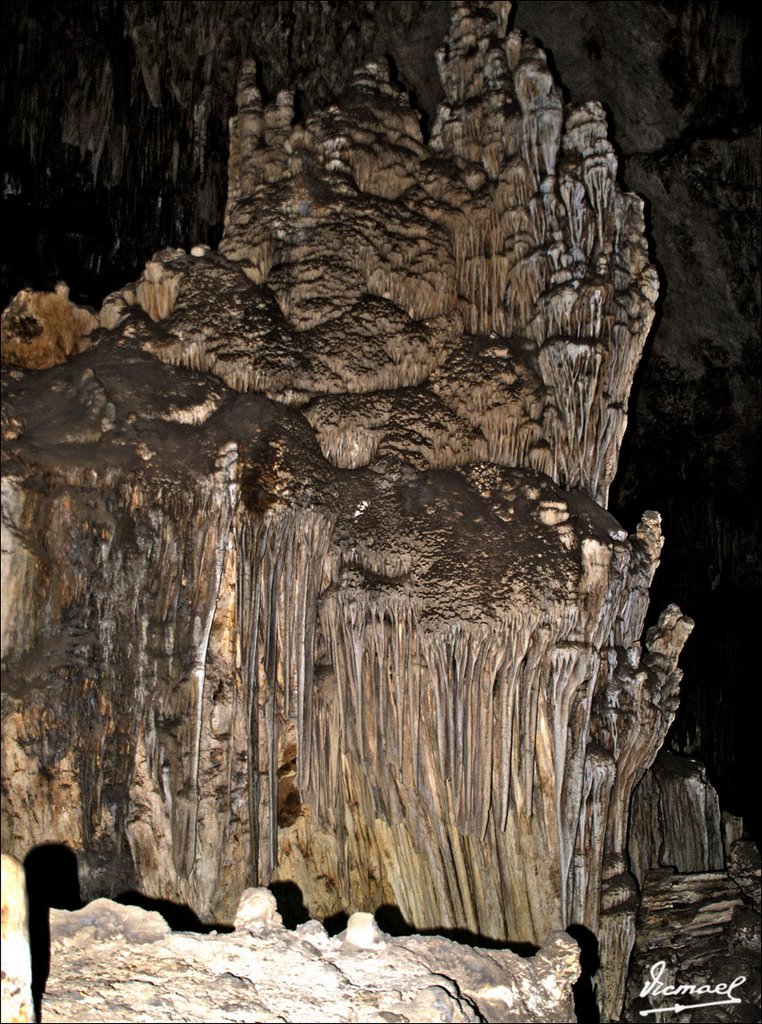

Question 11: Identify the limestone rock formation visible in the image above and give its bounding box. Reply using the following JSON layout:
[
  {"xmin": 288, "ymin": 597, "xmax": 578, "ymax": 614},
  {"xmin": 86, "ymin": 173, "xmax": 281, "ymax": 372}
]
[
  {"xmin": 623, "ymin": 854, "xmax": 761, "ymax": 1023},
  {"xmin": 728, "ymin": 841, "xmax": 762, "ymax": 916},
  {"xmin": 629, "ymin": 750, "xmax": 725, "ymax": 886},
  {"xmin": 39, "ymin": 891, "xmax": 580, "ymax": 1023},
  {"xmin": 509, "ymin": 1, "xmax": 761, "ymax": 847},
  {"xmin": 4, "ymin": 0, "xmax": 759, "ymax": 860},
  {"xmin": 1, "ymin": 284, "xmax": 98, "ymax": 370},
  {"xmin": 1, "ymin": 854, "xmax": 35, "ymax": 1023},
  {"xmin": 1, "ymin": 3, "xmax": 694, "ymax": 1021}
]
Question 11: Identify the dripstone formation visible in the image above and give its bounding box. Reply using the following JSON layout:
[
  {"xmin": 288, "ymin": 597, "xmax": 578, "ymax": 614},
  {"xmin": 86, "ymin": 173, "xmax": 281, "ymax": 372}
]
[{"xmin": 1, "ymin": 3, "xmax": 693, "ymax": 1020}]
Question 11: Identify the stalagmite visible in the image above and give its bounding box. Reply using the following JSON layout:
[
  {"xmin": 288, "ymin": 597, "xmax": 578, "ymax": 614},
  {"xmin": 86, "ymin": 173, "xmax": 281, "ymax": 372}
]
[
  {"xmin": 0, "ymin": 854, "xmax": 35, "ymax": 1024},
  {"xmin": 234, "ymin": 887, "xmax": 283, "ymax": 932},
  {"xmin": 1, "ymin": 3, "xmax": 693, "ymax": 1021}
]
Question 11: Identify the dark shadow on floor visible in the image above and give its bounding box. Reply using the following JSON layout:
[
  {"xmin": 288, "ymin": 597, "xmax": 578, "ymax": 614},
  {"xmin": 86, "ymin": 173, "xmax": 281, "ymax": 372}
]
[
  {"xmin": 323, "ymin": 909, "xmax": 350, "ymax": 935},
  {"xmin": 24, "ymin": 843, "xmax": 82, "ymax": 1022},
  {"xmin": 566, "ymin": 923, "xmax": 601, "ymax": 1024},
  {"xmin": 114, "ymin": 891, "xmax": 233, "ymax": 933},
  {"xmin": 267, "ymin": 879, "xmax": 347, "ymax": 934},
  {"xmin": 266, "ymin": 887, "xmax": 541, "ymax": 952},
  {"xmin": 374, "ymin": 902, "xmax": 540, "ymax": 955},
  {"xmin": 269, "ymin": 880, "xmax": 309, "ymax": 929}
]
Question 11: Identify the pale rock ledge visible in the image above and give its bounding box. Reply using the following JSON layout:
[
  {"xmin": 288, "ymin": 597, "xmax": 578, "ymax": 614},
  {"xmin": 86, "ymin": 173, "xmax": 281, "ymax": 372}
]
[{"xmin": 39, "ymin": 893, "xmax": 580, "ymax": 1024}]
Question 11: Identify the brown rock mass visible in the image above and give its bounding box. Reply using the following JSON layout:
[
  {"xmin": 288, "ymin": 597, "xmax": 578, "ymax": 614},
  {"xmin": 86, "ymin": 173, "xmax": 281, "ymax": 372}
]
[{"xmin": 1, "ymin": 4, "xmax": 695, "ymax": 1020}]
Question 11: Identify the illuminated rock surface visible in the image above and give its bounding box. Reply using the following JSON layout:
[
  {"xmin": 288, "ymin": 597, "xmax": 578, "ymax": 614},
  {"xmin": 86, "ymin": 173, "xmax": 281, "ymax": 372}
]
[
  {"xmin": 1, "ymin": 854, "xmax": 35, "ymax": 1023},
  {"xmin": 1, "ymin": 4, "xmax": 696, "ymax": 1020},
  {"xmin": 39, "ymin": 892, "xmax": 579, "ymax": 1024}
]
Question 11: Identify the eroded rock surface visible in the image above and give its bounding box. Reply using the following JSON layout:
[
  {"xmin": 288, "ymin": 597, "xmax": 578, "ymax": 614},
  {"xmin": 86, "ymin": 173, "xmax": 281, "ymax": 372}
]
[
  {"xmin": 623, "ymin": 859, "xmax": 761, "ymax": 1024},
  {"xmin": 0, "ymin": 284, "xmax": 98, "ymax": 370},
  {"xmin": 40, "ymin": 894, "xmax": 580, "ymax": 1024},
  {"xmin": 629, "ymin": 750, "xmax": 724, "ymax": 886},
  {"xmin": 0, "ymin": 854, "xmax": 35, "ymax": 1023},
  {"xmin": 1, "ymin": 4, "xmax": 693, "ymax": 1021}
]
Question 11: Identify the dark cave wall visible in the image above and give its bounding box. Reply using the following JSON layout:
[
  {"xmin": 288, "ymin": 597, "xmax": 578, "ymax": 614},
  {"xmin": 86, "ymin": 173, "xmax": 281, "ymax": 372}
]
[
  {"xmin": 511, "ymin": 0, "xmax": 761, "ymax": 836},
  {"xmin": 1, "ymin": 0, "xmax": 450, "ymax": 308},
  {"xmin": 2, "ymin": 0, "xmax": 760, "ymax": 836}
]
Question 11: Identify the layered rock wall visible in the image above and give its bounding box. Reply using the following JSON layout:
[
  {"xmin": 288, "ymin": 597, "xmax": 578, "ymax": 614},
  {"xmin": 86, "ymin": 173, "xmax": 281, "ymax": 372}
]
[{"xmin": 629, "ymin": 750, "xmax": 724, "ymax": 886}]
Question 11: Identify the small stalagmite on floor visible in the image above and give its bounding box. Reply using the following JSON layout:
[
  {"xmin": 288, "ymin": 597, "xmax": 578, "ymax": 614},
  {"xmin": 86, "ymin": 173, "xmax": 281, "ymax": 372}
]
[{"xmin": 1, "ymin": 854, "xmax": 35, "ymax": 1024}]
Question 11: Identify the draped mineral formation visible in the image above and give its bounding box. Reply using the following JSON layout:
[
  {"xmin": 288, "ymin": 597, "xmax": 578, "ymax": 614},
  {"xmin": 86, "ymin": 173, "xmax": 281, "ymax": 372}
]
[
  {"xmin": 629, "ymin": 750, "xmax": 725, "ymax": 887},
  {"xmin": 1, "ymin": 3, "xmax": 693, "ymax": 1020}
]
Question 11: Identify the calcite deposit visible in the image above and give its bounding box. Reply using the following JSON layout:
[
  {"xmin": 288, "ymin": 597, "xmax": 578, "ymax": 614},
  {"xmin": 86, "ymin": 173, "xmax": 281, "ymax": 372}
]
[
  {"xmin": 1, "ymin": 3, "xmax": 694, "ymax": 1021},
  {"xmin": 629, "ymin": 750, "xmax": 725, "ymax": 887},
  {"xmin": 38, "ymin": 889, "xmax": 581, "ymax": 1023},
  {"xmin": 1, "ymin": 853, "xmax": 35, "ymax": 1023}
]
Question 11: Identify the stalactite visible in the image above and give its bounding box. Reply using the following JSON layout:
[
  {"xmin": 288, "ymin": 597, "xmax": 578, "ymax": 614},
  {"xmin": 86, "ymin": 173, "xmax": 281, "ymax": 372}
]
[{"xmin": 1, "ymin": 4, "xmax": 693, "ymax": 1020}]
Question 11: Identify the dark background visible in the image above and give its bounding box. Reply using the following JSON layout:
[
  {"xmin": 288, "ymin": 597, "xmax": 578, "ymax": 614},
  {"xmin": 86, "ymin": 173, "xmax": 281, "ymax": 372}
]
[{"xmin": 2, "ymin": 1, "xmax": 760, "ymax": 838}]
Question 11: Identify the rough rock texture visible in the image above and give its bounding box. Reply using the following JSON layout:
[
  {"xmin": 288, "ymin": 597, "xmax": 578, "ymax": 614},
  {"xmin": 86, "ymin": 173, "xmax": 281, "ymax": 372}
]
[
  {"xmin": 217, "ymin": 25, "xmax": 658, "ymax": 510},
  {"xmin": 0, "ymin": 315, "xmax": 687, "ymax": 1019},
  {"xmin": 629, "ymin": 750, "xmax": 724, "ymax": 887},
  {"xmin": 623, "ymin": 851, "xmax": 762, "ymax": 1023},
  {"xmin": 728, "ymin": 841, "xmax": 762, "ymax": 916},
  {"xmin": 0, "ymin": 284, "xmax": 98, "ymax": 370},
  {"xmin": 4, "ymin": 0, "xmax": 757, "ymax": 848},
  {"xmin": 1, "ymin": 4, "xmax": 696, "ymax": 1022},
  {"xmin": 509, "ymin": 0, "xmax": 761, "ymax": 845},
  {"xmin": 39, "ymin": 892, "xmax": 580, "ymax": 1023},
  {"xmin": 1, "ymin": 854, "xmax": 35, "ymax": 1023},
  {"xmin": 0, "ymin": 1, "xmax": 451, "ymax": 308}
]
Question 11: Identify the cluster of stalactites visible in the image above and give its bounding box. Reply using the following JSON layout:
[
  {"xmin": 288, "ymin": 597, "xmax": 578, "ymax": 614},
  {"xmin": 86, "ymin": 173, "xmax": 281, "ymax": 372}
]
[
  {"xmin": 216, "ymin": 1, "xmax": 657, "ymax": 510},
  {"xmin": 0, "ymin": 8, "xmax": 686, "ymax": 1020},
  {"xmin": 223, "ymin": 10, "xmax": 649, "ymax": 335},
  {"xmin": 293, "ymin": 509, "xmax": 687, "ymax": 930}
]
